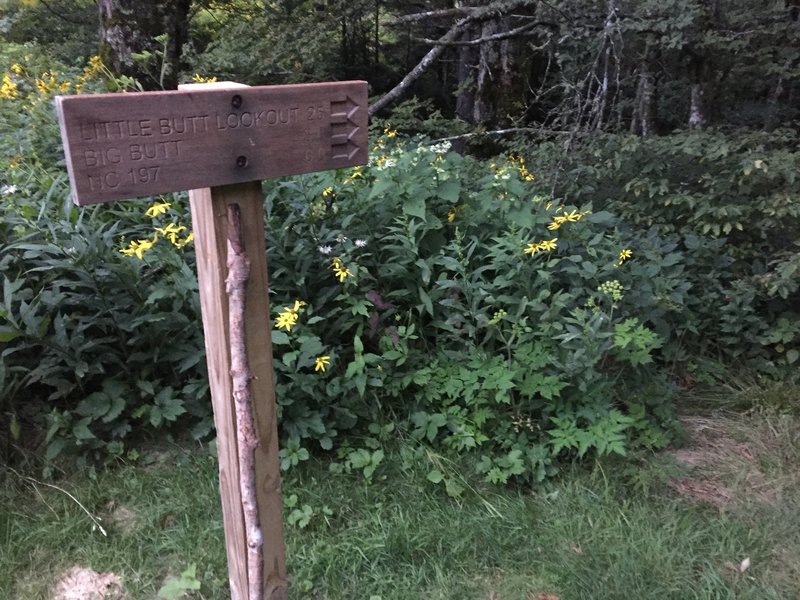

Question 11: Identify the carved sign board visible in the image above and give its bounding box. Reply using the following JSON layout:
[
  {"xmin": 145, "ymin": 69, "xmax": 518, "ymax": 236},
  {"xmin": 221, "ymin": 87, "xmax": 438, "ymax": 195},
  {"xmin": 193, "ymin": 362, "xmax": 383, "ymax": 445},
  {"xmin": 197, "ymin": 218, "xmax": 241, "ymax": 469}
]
[{"xmin": 56, "ymin": 81, "xmax": 368, "ymax": 205}]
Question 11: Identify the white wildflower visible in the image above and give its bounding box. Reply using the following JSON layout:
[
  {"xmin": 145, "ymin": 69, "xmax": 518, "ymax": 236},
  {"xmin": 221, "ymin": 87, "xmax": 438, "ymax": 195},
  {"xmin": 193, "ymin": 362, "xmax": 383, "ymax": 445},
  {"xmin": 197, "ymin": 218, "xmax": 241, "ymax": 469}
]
[
  {"xmin": 355, "ymin": 239, "xmax": 367, "ymax": 248},
  {"xmin": 1, "ymin": 184, "xmax": 18, "ymax": 195},
  {"xmin": 376, "ymin": 158, "xmax": 396, "ymax": 170},
  {"xmin": 318, "ymin": 245, "xmax": 333, "ymax": 255},
  {"xmin": 428, "ymin": 141, "xmax": 452, "ymax": 154}
]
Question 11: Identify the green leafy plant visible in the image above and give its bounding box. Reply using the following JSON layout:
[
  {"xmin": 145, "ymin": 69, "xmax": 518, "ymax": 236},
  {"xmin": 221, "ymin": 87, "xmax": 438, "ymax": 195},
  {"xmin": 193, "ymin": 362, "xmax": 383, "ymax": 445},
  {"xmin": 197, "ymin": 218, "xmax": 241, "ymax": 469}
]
[{"xmin": 157, "ymin": 563, "xmax": 201, "ymax": 599}]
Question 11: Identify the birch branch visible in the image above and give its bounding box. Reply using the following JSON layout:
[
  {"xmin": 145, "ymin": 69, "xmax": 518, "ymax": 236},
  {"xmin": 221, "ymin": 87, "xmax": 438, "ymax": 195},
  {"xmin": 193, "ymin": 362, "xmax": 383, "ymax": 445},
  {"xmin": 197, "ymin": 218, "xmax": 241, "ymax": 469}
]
[
  {"xmin": 369, "ymin": 0, "xmax": 536, "ymax": 116},
  {"xmin": 226, "ymin": 203, "xmax": 263, "ymax": 600},
  {"xmin": 429, "ymin": 127, "xmax": 542, "ymax": 143},
  {"xmin": 412, "ymin": 21, "xmax": 544, "ymax": 46},
  {"xmin": 388, "ymin": 7, "xmax": 474, "ymax": 25}
]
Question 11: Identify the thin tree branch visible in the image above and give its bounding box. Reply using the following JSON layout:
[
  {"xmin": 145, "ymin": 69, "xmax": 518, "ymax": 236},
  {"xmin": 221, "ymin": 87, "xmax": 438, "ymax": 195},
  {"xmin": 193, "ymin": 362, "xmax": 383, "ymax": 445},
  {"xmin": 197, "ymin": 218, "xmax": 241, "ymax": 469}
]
[
  {"xmin": 430, "ymin": 127, "xmax": 545, "ymax": 143},
  {"xmin": 226, "ymin": 203, "xmax": 263, "ymax": 600},
  {"xmin": 412, "ymin": 20, "xmax": 547, "ymax": 46},
  {"xmin": 39, "ymin": 0, "xmax": 91, "ymax": 25},
  {"xmin": 369, "ymin": 0, "xmax": 537, "ymax": 116},
  {"xmin": 388, "ymin": 7, "xmax": 475, "ymax": 25}
]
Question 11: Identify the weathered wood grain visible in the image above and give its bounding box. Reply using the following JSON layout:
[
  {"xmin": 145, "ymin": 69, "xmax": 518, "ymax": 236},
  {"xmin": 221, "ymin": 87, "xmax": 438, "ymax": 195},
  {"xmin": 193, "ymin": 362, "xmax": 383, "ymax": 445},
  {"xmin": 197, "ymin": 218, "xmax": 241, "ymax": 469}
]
[
  {"xmin": 190, "ymin": 182, "xmax": 288, "ymax": 600},
  {"xmin": 56, "ymin": 81, "xmax": 368, "ymax": 205}
]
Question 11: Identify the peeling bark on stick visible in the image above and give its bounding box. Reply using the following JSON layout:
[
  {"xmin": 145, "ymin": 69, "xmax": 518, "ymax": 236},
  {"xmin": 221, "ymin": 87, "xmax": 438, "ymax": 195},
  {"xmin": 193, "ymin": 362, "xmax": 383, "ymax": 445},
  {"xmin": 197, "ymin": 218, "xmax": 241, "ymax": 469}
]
[{"xmin": 226, "ymin": 203, "xmax": 263, "ymax": 600}]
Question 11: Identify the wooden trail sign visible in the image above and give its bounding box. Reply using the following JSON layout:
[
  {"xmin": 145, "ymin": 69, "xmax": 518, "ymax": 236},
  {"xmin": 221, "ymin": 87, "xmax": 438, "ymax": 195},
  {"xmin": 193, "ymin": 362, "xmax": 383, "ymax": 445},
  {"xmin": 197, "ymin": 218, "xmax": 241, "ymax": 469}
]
[
  {"xmin": 56, "ymin": 81, "xmax": 368, "ymax": 205},
  {"xmin": 56, "ymin": 81, "xmax": 368, "ymax": 600}
]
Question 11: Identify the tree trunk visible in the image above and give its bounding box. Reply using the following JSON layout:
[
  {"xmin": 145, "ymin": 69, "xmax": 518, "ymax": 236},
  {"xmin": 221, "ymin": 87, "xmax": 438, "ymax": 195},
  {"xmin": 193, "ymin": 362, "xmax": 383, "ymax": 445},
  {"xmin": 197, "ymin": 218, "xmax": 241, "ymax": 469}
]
[
  {"xmin": 639, "ymin": 59, "xmax": 657, "ymax": 136},
  {"xmin": 768, "ymin": 0, "xmax": 800, "ymax": 128},
  {"xmin": 688, "ymin": 80, "xmax": 707, "ymax": 129},
  {"xmin": 98, "ymin": 0, "xmax": 190, "ymax": 90},
  {"xmin": 686, "ymin": 0, "xmax": 721, "ymax": 129},
  {"xmin": 455, "ymin": 24, "xmax": 479, "ymax": 123},
  {"xmin": 473, "ymin": 18, "xmax": 501, "ymax": 123},
  {"xmin": 631, "ymin": 43, "xmax": 658, "ymax": 136}
]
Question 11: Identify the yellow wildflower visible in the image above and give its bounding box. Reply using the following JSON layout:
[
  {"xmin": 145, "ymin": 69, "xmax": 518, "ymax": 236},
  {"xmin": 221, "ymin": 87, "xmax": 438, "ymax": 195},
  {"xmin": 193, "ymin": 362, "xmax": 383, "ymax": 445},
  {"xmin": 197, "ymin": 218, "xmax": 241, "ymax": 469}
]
[
  {"xmin": 275, "ymin": 312, "xmax": 297, "ymax": 331},
  {"xmin": 35, "ymin": 72, "xmax": 64, "ymax": 96},
  {"xmin": 88, "ymin": 56, "xmax": 103, "ymax": 73},
  {"xmin": 77, "ymin": 56, "xmax": 104, "ymax": 91},
  {"xmin": 447, "ymin": 208, "xmax": 457, "ymax": 223},
  {"xmin": 343, "ymin": 166, "xmax": 364, "ymax": 185},
  {"xmin": 507, "ymin": 154, "xmax": 535, "ymax": 182},
  {"xmin": 314, "ymin": 356, "xmax": 331, "ymax": 372},
  {"xmin": 334, "ymin": 265, "xmax": 352, "ymax": 282},
  {"xmin": 618, "ymin": 248, "xmax": 633, "ymax": 266},
  {"xmin": 192, "ymin": 73, "xmax": 218, "ymax": 83},
  {"xmin": 331, "ymin": 257, "xmax": 352, "ymax": 282},
  {"xmin": 383, "ymin": 126, "xmax": 397, "ymax": 138},
  {"xmin": 275, "ymin": 300, "xmax": 307, "ymax": 332},
  {"xmin": 548, "ymin": 208, "xmax": 586, "ymax": 230},
  {"xmin": 174, "ymin": 231, "xmax": 194, "ymax": 248},
  {"xmin": 154, "ymin": 223, "xmax": 187, "ymax": 245},
  {"xmin": 539, "ymin": 238, "xmax": 558, "ymax": 251},
  {"xmin": 524, "ymin": 238, "xmax": 558, "ymax": 256},
  {"xmin": 1, "ymin": 73, "xmax": 18, "ymax": 100},
  {"xmin": 145, "ymin": 201, "xmax": 171, "ymax": 218},
  {"xmin": 120, "ymin": 235, "xmax": 158, "ymax": 259},
  {"xmin": 322, "ymin": 187, "xmax": 334, "ymax": 197},
  {"xmin": 10, "ymin": 64, "xmax": 23, "ymax": 75}
]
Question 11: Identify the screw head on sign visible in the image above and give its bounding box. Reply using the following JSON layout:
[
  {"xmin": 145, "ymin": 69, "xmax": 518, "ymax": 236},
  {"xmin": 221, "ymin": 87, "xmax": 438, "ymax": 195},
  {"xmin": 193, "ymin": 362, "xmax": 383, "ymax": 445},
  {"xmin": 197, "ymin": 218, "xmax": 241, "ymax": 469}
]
[
  {"xmin": 231, "ymin": 94, "xmax": 242, "ymax": 109},
  {"xmin": 236, "ymin": 155, "xmax": 248, "ymax": 168}
]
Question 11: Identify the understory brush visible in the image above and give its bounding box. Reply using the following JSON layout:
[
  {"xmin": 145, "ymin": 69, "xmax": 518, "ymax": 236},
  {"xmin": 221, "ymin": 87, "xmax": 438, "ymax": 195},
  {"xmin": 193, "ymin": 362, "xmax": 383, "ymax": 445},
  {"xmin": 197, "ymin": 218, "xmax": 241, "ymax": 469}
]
[
  {"xmin": 1, "ymin": 51, "xmax": 797, "ymax": 487},
  {"xmin": 512, "ymin": 129, "xmax": 800, "ymax": 376}
]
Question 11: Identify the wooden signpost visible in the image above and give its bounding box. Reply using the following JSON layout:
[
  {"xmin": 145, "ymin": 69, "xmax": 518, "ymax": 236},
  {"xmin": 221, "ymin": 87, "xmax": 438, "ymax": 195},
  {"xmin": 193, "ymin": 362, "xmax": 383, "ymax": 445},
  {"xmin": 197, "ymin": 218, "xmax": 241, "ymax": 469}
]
[{"xmin": 56, "ymin": 81, "xmax": 368, "ymax": 600}]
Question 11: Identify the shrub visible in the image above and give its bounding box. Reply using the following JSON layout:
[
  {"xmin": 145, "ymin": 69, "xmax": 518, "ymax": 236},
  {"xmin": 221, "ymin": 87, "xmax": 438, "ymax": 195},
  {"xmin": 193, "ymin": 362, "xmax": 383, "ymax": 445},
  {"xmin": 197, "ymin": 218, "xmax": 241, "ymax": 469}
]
[
  {"xmin": 1, "ymin": 190, "xmax": 210, "ymax": 469},
  {"xmin": 511, "ymin": 129, "xmax": 800, "ymax": 377},
  {"xmin": 2, "ymin": 124, "xmax": 681, "ymax": 484},
  {"xmin": 262, "ymin": 135, "xmax": 678, "ymax": 485}
]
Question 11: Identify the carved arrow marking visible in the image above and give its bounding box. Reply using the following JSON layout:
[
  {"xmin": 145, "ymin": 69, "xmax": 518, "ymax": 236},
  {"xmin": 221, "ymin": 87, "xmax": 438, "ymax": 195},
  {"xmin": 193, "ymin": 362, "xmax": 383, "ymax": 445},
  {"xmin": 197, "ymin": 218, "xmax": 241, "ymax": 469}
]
[{"xmin": 330, "ymin": 95, "xmax": 361, "ymax": 160}]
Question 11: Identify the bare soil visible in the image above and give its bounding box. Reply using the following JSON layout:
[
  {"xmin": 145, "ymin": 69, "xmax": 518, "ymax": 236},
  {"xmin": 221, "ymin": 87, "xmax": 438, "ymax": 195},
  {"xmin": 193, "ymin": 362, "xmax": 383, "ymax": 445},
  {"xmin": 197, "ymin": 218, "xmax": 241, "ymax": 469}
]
[
  {"xmin": 51, "ymin": 567, "xmax": 125, "ymax": 600},
  {"xmin": 668, "ymin": 415, "xmax": 784, "ymax": 508}
]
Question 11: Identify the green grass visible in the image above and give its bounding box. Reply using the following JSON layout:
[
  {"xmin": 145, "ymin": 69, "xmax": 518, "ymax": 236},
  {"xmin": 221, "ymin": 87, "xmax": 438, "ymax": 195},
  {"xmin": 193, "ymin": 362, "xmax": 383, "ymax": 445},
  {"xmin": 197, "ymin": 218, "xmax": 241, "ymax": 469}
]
[{"xmin": 1, "ymin": 409, "xmax": 798, "ymax": 599}]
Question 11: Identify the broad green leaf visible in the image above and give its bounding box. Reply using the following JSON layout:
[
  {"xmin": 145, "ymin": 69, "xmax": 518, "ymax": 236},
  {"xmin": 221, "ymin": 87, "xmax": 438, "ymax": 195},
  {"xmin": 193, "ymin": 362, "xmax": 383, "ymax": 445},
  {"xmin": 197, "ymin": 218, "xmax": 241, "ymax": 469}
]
[
  {"xmin": 403, "ymin": 194, "xmax": 427, "ymax": 221},
  {"xmin": 438, "ymin": 180, "xmax": 461, "ymax": 202},
  {"xmin": 427, "ymin": 469, "xmax": 444, "ymax": 483}
]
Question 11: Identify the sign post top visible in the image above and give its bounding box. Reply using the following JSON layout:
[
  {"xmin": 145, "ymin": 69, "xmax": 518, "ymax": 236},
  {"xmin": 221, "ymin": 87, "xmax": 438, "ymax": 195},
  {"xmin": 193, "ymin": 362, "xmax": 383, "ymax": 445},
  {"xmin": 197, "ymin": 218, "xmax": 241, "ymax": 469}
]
[{"xmin": 56, "ymin": 81, "xmax": 369, "ymax": 205}]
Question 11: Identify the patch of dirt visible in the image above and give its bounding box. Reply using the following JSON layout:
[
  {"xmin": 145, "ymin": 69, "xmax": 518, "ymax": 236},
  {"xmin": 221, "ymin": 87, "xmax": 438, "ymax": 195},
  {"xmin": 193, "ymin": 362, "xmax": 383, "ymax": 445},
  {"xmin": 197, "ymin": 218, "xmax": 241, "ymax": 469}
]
[
  {"xmin": 668, "ymin": 415, "xmax": 781, "ymax": 508},
  {"xmin": 51, "ymin": 566, "xmax": 126, "ymax": 600},
  {"xmin": 668, "ymin": 477, "xmax": 732, "ymax": 508}
]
